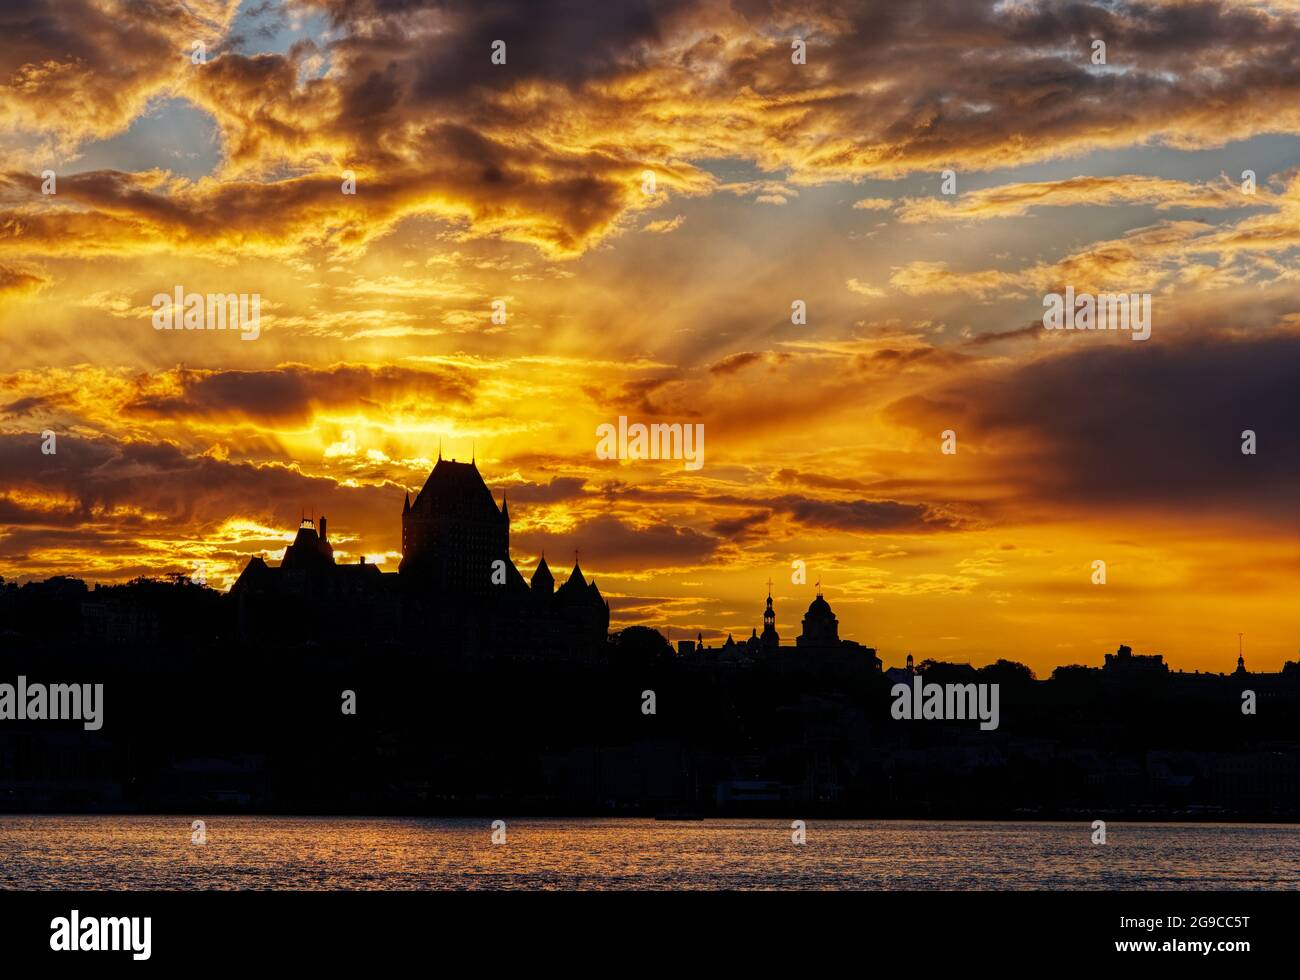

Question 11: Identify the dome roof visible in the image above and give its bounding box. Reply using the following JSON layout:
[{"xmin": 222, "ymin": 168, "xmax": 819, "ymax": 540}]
[{"xmin": 805, "ymin": 594, "xmax": 834, "ymax": 619}]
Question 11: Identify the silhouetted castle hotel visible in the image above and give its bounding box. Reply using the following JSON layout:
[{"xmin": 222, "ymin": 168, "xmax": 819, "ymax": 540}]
[
  {"xmin": 229, "ymin": 455, "xmax": 609, "ymax": 656},
  {"xmin": 225, "ymin": 455, "xmax": 886, "ymax": 665}
]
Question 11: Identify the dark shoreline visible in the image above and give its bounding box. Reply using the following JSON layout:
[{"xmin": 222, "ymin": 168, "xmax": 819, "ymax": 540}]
[{"xmin": 5, "ymin": 810, "xmax": 1300, "ymax": 823}]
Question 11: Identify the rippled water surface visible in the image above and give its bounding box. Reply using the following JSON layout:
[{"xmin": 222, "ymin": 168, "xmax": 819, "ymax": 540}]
[{"xmin": 1, "ymin": 817, "xmax": 1297, "ymax": 890}]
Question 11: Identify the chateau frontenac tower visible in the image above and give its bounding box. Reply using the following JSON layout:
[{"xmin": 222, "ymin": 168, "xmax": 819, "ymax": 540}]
[
  {"xmin": 400, "ymin": 453, "xmax": 511, "ymax": 593},
  {"xmin": 232, "ymin": 451, "xmax": 610, "ymax": 655}
]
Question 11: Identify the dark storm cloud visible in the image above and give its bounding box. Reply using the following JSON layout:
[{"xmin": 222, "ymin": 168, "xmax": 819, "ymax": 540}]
[
  {"xmin": 0, "ymin": 430, "xmax": 408, "ymax": 574},
  {"xmin": 311, "ymin": 0, "xmax": 689, "ymax": 96},
  {"xmin": 586, "ymin": 480, "xmax": 967, "ymax": 536},
  {"xmin": 771, "ymin": 468, "xmax": 873, "ymax": 492},
  {"xmin": 888, "ymin": 330, "xmax": 1300, "ymax": 515},
  {"xmin": 768, "ymin": 494, "xmax": 963, "ymax": 533},
  {"xmin": 0, "ymin": 432, "xmax": 387, "ymax": 524},
  {"xmin": 494, "ymin": 476, "xmax": 587, "ymax": 503},
  {"xmin": 125, "ymin": 363, "xmax": 475, "ymax": 424},
  {"xmin": 1, "ymin": 394, "xmax": 61, "ymax": 418},
  {"xmin": 709, "ymin": 509, "xmax": 772, "ymax": 539},
  {"xmin": 513, "ymin": 512, "xmax": 721, "ymax": 569}
]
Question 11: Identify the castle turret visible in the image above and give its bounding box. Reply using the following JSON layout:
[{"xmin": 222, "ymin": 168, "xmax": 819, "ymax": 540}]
[{"xmin": 531, "ymin": 555, "xmax": 554, "ymax": 594}]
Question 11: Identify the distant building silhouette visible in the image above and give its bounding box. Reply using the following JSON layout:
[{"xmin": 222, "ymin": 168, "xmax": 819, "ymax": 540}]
[
  {"xmin": 400, "ymin": 454, "xmax": 512, "ymax": 591},
  {"xmin": 691, "ymin": 584, "xmax": 881, "ymax": 670},
  {"xmin": 1104, "ymin": 643, "xmax": 1169, "ymax": 674},
  {"xmin": 230, "ymin": 456, "xmax": 608, "ymax": 654},
  {"xmin": 761, "ymin": 585, "xmax": 779, "ymax": 650},
  {"xmin": 797, "ymin": 585, "xmax": 839, "ymax": 648}
]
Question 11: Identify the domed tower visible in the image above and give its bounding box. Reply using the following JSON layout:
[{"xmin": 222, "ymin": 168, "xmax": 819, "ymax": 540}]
[
  {"xmin": 760, "ymin": 581, "xmax": 780, "ymax": 650},
  {"xmin": 796, "ymin": 583, "xmax": 839, "ymax": 648}
]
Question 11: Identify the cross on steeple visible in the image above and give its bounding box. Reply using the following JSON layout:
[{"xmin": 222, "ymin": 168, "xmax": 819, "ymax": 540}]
[{"xmin": 766, "ymin": 577, "xmax": 773, "ymax": 597}]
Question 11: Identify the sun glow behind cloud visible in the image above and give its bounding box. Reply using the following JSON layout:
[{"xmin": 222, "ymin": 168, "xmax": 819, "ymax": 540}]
[{"xmin": 0, "ymin": 0, "xmax": 1298, "ymax": 673}]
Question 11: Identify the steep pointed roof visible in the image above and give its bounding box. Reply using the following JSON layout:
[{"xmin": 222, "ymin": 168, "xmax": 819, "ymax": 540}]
[
  {"xmin": 280, "ymin": 519, "xmax": 334, "ymax": 571},
  {"xmin": 410, "ymin": 458, "xmax": 501, "ymax": 520},
  {"xmin": 531, "ymin": 554, "xmax": 554, "ymax": 590},
  {"xmin": 502, "ymin": 556, "xmax": 528, "ymax": 592},
  {"xmin": 559, "ymin": 559, "xmax": 587, "ymax": 592},
  {"xmin": 230, "ymin": 554, "xmax": 271, "ymax": 594}
]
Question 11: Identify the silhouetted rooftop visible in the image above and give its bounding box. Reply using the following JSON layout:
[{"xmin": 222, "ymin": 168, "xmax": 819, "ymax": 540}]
[{"xmin": 410, "ymin": 458, "xmax": 501, "ymax": 519}]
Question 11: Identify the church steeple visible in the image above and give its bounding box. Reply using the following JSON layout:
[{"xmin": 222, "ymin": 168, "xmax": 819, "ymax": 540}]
[{"xmin": 760, "ymin": 578, "xmax": 779, "ymax": 649}]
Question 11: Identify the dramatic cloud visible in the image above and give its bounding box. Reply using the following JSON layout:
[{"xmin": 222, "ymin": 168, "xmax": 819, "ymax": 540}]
[
  {"xmin": 893, "ymin": 175, "xmax": 1253, "ymax": 224},
  {"xmin": 513, "ymin": 513, "xmax": 721, "ymax": 570},
  {"xmin": 886, "ymin": 329, "xmax": 1300, "ymax": 519},
  {"xmin": 124, "ymin": 363, "xmax": 476, "ymax": 425},
  {"xmin": 7, "ymin": 0, "xmax": 1300, "ymax": 259},
  {"xmin": 0, "ymin": 0, "xmax": 239, "ymax": 161},
  {"xmin": 0, "ymin": 262, "xmax": 47, "ymax": 297},
  {"xmin": 3, "ymin": 0, "xmax": 1300, "ymax": 669}
]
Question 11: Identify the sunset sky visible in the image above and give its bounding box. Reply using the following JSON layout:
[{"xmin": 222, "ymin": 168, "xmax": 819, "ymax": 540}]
[{"xmin": 1, "ymin": 0, "xmax": 1298, "ymax": 674}]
